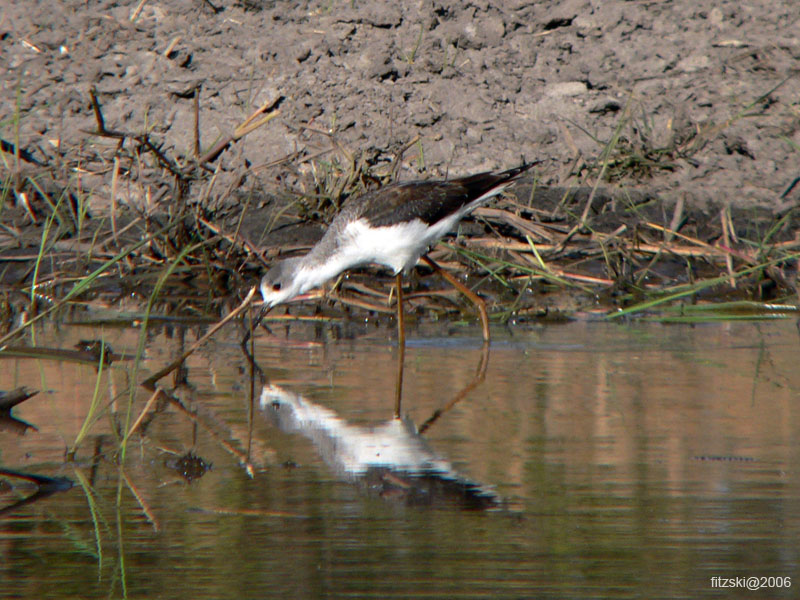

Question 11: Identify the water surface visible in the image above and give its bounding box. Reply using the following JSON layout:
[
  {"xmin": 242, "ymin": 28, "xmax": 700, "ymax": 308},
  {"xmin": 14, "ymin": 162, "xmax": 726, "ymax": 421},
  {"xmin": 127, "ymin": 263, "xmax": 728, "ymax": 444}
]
[{"xmin": 1, "ymin": 319, "xmax": 798, "ymax": 598}]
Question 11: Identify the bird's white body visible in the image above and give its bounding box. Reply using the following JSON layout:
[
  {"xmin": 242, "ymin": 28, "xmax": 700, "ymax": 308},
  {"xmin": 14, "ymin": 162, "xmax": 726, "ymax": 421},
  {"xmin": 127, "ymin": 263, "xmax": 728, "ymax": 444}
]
[
  {"xmin": 282, "ymin": 199, "xmax": 475, "ymax": 298},
  {"xmin": 260, "ymin": 384, "xmax": 452, "ymax": 476}
]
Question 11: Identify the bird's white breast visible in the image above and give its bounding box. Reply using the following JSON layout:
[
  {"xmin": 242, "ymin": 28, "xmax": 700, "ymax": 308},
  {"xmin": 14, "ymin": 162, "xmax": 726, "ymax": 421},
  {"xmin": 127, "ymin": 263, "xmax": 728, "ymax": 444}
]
[{"xmin": 343, "ymin": 217, "xmax": 459, "ymax": 273}]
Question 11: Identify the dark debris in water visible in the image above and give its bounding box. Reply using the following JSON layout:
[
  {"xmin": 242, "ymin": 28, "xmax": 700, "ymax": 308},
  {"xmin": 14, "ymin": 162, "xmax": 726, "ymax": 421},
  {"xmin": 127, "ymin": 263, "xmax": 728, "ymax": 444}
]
[
  {"xmin": 74, "ymin": 340, "xmax": 116, "ymax": 366},
  {"xmin": 0, "ymin": 386, "xmax": 37, "ymax": 411},
  {"xmin": 165, "ymin": 451, "xmax": 213, "ymax": 482},
  {"xmin": 0, "ymin": 387, "xmax": 39, "ymax": 435},
  {"xmin": 691, "ymin": 455, "xmax": 757, "ymax": 463},
  {"xmin": 0, "ymin": 468, "xmax": 73, "ymax": 517}
]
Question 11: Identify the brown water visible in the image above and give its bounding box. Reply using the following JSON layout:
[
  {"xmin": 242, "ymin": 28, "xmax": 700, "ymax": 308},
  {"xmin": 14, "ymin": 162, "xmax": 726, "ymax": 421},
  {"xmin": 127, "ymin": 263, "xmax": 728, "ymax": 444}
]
[{"xmin": 1, "ymin": 318, "xmax": 799, "ymax": 598}]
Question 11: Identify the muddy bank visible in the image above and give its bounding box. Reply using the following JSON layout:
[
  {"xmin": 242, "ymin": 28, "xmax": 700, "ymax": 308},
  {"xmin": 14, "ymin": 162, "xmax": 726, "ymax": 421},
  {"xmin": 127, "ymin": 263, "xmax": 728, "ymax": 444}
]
[{"xmin": 2, "ymin": 0, "xmax": 799, "ymax": 213}]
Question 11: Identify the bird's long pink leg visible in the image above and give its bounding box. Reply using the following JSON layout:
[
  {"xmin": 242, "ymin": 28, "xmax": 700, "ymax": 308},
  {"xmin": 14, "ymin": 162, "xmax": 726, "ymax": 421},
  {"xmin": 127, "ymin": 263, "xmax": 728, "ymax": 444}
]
[
  {"xmin": 421, "ymin": 254, "xmax": 490, "ymax": 343},
  {"xmin": 394, "ymin": 272, "xmax": 406, "ymax": 417},
  {"xmin": 395, "ymin": 273, "xmax": 406, "ymax": 348}
]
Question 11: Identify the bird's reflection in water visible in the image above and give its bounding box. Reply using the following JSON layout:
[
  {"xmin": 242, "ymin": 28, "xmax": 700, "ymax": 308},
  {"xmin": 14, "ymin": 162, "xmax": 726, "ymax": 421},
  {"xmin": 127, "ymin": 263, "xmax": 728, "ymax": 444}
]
[{"xmin": 260, "ymin": 382, "xmax": 501, "ymax": 510}]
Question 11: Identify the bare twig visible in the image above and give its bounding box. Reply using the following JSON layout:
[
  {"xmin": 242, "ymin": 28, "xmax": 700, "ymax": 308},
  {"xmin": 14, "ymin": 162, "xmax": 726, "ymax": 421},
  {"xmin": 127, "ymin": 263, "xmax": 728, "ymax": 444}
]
[
  {"xmin": 0, "ymin": 139, "xmax": 44, "ymax": 166},
  {"xmin": 130, "ymin": 0, "xmax": 150, "ymax": 21},
  {"xmin": 142, "ymin": 287, "xmax": 257, "ymax": 389},
  {"xmin": 196, "ymin": 96, "xmax": 284, "ymax": 165},
  {"xmin": 193, "ymin": 85, "xmax": 201, "ymax": 158}
]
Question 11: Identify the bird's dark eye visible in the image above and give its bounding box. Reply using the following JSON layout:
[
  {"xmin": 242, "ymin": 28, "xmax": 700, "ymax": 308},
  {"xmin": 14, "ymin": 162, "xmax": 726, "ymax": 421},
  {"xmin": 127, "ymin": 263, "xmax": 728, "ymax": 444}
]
[{"xmin": 272, "ymin": 282, "xmax": 282, "ymax": 291}]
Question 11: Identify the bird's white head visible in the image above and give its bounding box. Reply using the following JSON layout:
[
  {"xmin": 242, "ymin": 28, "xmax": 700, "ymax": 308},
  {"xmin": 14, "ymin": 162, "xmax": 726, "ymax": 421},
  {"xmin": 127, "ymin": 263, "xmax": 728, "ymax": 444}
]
[{"xmin": 259, "ymin": 257, "xmax": 306, "ymax": 307}]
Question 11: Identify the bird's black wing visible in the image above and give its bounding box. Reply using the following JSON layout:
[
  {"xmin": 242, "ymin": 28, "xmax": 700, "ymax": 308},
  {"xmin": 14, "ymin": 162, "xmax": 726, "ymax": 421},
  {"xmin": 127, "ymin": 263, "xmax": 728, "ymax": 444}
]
[
  {"xmin": 355, "ymin": 182, "xmax": 466, "ymax": 227},
  {"xmin": 354, "ymin": 164, "xmax": 534, "ymax": 227}
]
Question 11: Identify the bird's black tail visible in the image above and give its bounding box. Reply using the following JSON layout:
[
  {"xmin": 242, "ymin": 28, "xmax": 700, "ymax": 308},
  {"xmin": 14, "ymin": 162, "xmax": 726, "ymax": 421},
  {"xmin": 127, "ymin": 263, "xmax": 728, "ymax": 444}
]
[
  {"xmin": 455, "ymin": 161, "xmax": 538, "ymax": 198},
  {"xmin": 361, "ymin": 162, "xmax": 539, "ymax": 228}
]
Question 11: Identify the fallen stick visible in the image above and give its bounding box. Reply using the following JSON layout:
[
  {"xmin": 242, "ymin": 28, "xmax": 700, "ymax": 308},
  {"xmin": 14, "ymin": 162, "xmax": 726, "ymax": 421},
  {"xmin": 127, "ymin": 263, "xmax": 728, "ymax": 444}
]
[{"xmin": 142, "ymin": 287, "xmax": 256, "ymax": 390}]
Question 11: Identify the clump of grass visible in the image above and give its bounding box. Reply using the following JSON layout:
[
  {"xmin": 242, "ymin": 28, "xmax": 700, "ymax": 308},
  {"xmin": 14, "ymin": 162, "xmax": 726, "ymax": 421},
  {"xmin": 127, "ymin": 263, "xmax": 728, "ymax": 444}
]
[
  {"xmin": 0, "ymin": 86, "xmax": 284, "ymax": 337},
  {"xmin": 576, "ymin": 79, "xmax": 790, "ymax": 184},
  {"xmin": 401, "ymin": 23, "xmax": 425, "ymax": 65},
  {"xmin": 292, "ymin": 133, "xmax": 393, "ymax": 221},
  {"xmin": 573, "ymin": 98, "xmax": 686, "ymax": 184},
  {"xmin": 642, "ymin": 300, "xmax": 799, "ymax": 324}
]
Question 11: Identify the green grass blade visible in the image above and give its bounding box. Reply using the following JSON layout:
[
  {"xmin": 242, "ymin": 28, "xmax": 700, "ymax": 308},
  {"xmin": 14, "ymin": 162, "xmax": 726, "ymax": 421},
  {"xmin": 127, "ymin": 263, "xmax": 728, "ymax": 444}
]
[
  {"xmin": 72, "ymin": 466, "xmax": 105, "ymax": 574},
  {"xmin": 119, "ymin": 241, "xmax": 200, "ymax": 462},
  {"xmin": 69, "ymin": 337, "xmax": 106, "ymax": 456}
]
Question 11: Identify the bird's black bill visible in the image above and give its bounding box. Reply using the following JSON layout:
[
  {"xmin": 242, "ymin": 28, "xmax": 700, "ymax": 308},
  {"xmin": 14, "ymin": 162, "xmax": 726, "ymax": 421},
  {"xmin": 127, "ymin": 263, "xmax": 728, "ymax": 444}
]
[{"xmin": 241, "ymin": 303, "xmax": 272, "ymax": 347}]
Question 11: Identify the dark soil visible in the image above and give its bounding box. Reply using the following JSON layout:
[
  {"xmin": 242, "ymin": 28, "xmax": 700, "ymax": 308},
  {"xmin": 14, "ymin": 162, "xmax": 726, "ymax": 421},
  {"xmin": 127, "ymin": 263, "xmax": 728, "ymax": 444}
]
[{"xmin": 3, "ymin": 0, "xmax": 799, "ymax": 206}]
